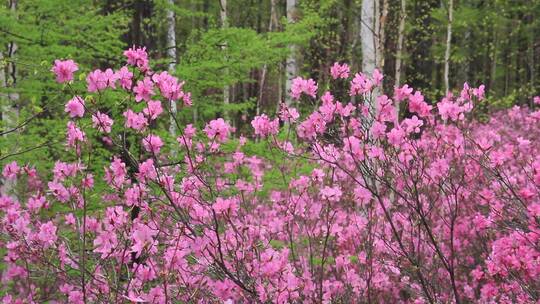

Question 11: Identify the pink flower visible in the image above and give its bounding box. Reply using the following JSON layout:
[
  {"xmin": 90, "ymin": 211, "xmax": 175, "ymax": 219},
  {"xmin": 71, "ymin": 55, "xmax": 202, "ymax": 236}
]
[
  {"xmin": 51, "ymin": 59, "xmax": 78, "ymax": 83},
  {"xmin": 130, "ymin": 223, "xmax": 157, "ymax": 257},
  {"xmin": 133, "ymin": 77, "xmax": 154, "ymax": 102},
  {"xmin": 86, "ymin": 69, "xmax": 108, "ymax": 92},
  {"xmin": 354, "ymin": 186, "xmax": 372, "ymax": 204},
  {"xmin": 251, "ymin": 114, "xmax": 279, "ymax": 137},
  {"xmin": 27, "ymin": 195, "xmax": 46, "ymax": 212},
  {"xmin": 124, "ymin": 46, "xmax": 149, "ymax": 72},
  {"xmin": 387, "ymin": 127, "xmax": 405, "ymax": 147},
  {"xmin": 437, "ymin": 96, "xmax": 466, "ymax": 121},
  {"xmin": 370, "ymin": 121, "xmax": 387, "ymax": 139},
  {"xmin": 350, "ymin": 73, "xmax": 373, "ymax": 95},
  {"xmin": 372, "ymin": 68, "xmax": 383, "ymax": 86},
  {"xmin": 2, "ymin": 161, "xmax": 20, "ymax": 180},
  {"xmin": 94, "ymin": 229, "xmax": 118, "ymax": 258},
  {"xmin": 183, "ymin": 124, "xmax": 197, "ymax": 139},
  {"xmin": 182, "ymin": 92, "xmax": 192, "ymax": 106},
  {"xmin": 204, "ymin": 118, "xmax": 231, "ymax": 142},
  {"xmin": 143, "ymin": 100, "xmax": 163, "ymax": 120},
  {"xmin": 64, "ymin": 213, "xmax": 76, "ymax": 225},
  {"xmin": 115, "ymin": 66, "xmax": 133, "ymax": 90},
  {"xmin": 137, "ymin": 159, "xmax": 157, "ymax": 181},
  {"xmin": 152, "ymin": 71, "xmax": 185, "ymax": 101},
  {"xmin": 279, "ymin": 104, "xmax": 300, "ymax": 123},
  {"xmin": 104, "ymin": 157, "xmax": 127, "ymax": 187},
  {"xmin": 66, "ymin": 121, "xmax": 85, "ymax": 147},
  {"xmin": 65, "ymin": 96, "xmax": 85, "ymax": 118},
  {"xmin": 52, "ymin": 161, "xmax": 80, "ymax": 181},
  {"xmin": 213, "ymin": 197, "xmax": 239, "ymax": 214},
  {"xmin": 123, "ymin": 109, "xmax": 148, "ymax": 131},
  {"xmin": 344, "ymin": 136, "xmax": 364, "ymax": 160},
  {"xmin": 48, "ymin": 181, "xmax": 70, "ymax": 202},
  {"xmin": 102, "ymin": 68, "xmax": 119, "ymax": 89},
  {"xmin": 142, "ymin": 134, "xmax": 164, "ymax": 154},
  {"xmin": 473, "ymin": 84, "xmax": 485, "ymax": 100},
  {"xmin": 402, "ymin": 115, "xmax": 423, "ymax": 134},
  {"xmin": 534, "ymin": 96, "xmax": 540, "ymax": 105},
  {"xmin": 92, "ymin": 112, "xmax": 113, "ymax": 133},
  {"xmin": 68, "ymin": 291, "xmax": 84, "ymax": 304},
  {"xmin": 37, "ymin": 221, "xmax": 58, "ymax": 249},
  {"xmin": 291, "ymin": 77, "xmax": 318, "ymax": 100},
  {"xmin": 394, "ymin": 84, "xmax": 413, "ymax": 102},
  {"xmin": 82, "ymin": 174, "xmax": 94, "ymax": 189},
  {"xmin": 125, "ymin": 184, "xmax": 145, "ymax": 207},
  {"xmin": 408, "ymin": 91, "xmax": 432, "ymax": 117},
  {"xmin": 297, "ymin": 112, "xmax": 326, "ymax": 139},
  {"xmin": 330, "ymin": 62, "xmax": 350, "ymax": 79},
  {"xmin": 320, "ymin": 186, "xmax": 343, "ymax": 202}
]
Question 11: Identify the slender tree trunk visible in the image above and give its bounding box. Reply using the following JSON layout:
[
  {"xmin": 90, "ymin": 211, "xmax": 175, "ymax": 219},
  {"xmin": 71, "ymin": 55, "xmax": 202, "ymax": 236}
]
[
  {"xmin": 378, "ymin": 0, "xmax": 389, "ymax": 70},
  {"xmin": 1, "ymin": 0, "xmax": 19, "ymax": 196},
  {"xmin": 361, "ymin": 0, "xmax": 377, "ymax": 75},
  {"xmin": 361, "ymin": 0, "xmax": 378, "ymax": 117},
  {"xmin": 444, "ymin": 0, "xmax": 453, "ymax": 93},
  {"xmin": 395, "ymin": 0, "xmax": 406, "ymax": 88},
  {"xmin": 285, "ymin": 0, "xmax": 298, "ymax": 107},
  {"xmin": 394, "ymin": 0, "xmax": 406, "ymax": 121},
  {"xmin": 220, "ymin": 0, "xmax": 230, "ymax": 121},
  {"xmin": 349, "ymin": 1, "xmax": 362, "ymax": 104},
  {"xmin": 166, "ymin": 0, "xmax": 177, "ymax": 137}
]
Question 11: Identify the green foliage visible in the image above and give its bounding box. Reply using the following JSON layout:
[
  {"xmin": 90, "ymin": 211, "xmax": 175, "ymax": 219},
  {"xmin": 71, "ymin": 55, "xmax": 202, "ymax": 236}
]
[
  {"xmin": 177, "ymin": 14, "xmax": 318, "ymax": 124},
  {"xmin": 0, "ymin": 0, "xmax": 128, "ymax": 188}
]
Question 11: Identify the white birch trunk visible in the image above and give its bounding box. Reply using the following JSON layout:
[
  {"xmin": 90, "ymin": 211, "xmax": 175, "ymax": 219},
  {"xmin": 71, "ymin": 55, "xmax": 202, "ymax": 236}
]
[
  {"xmin": 444, "ymin": 0, "xmax": 453, "ymax": 93},
  {"xmin": 395, "ymin": 0, "xmax": 406, "ymax": 88},
  {"xmin": 166, "ymin": 0, "xmax": 177, "ymax": 137},
  {"xmin": 361, "ymin": 0, "xmax": 379, "ymax": 119},
  {"xmin": 361, "ymin": 0, "xmax": 377, "ymax": 75},
  {"xmin": 394, "ymin": 0, "xmax": 406, "ymax": 121},
  {"xmin": 285, "ymin": 0, "xmax": 297, "ymax": 107}
]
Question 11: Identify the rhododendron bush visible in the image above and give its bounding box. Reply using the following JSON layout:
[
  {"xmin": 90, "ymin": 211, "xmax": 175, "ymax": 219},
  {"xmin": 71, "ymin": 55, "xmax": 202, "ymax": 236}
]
[{"xmin": 1, "ymin": 47, "xmax": 539, "ymax": 304}]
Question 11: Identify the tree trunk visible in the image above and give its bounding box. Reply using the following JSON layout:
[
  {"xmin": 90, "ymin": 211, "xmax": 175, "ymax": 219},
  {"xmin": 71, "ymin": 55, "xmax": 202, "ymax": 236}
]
[
  {"xmin": 378, "ymin": 0, "xmax": 389, "ymax": 70},
  {"xmin": 444, "ymin": 0, "xmax": 453, "ymax": 93},
  {"xmin": 220, "ymin": 0, "xmax": 230, "ymax": 121},
  {"xmin": 361, "ymin": 0, "xmax": 377, "ymax": 75},
  {"xmin": 166, "ymin": 0, "xmax": 177, "ymax": 137},
  {"xmin": 1, "ymin": 0, "xmax": 19, "ymax": 196},
  {"xmin": 395, "ymin": 0, "xmax": 406, "ymax": 88},
  {"xmin": 285, "ymin": 0, "xmax": 298, "ymax": 107},
  {"xmin": 361, "ymin": 0, "xmax": 379, "ymax": 117}
]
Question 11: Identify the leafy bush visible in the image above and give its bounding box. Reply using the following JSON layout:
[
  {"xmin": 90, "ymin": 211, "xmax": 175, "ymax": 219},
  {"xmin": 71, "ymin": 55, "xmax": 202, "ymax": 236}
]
[{"xmin": 0, "ymin": 48, "xmax": 539, "ymax": 303}]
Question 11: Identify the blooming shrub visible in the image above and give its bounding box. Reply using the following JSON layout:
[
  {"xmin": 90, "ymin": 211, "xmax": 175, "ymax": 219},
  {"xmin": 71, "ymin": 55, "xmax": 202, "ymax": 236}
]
[{"xmin": 0, "ymin": 49, "xmax": 539, "ymax": 304}]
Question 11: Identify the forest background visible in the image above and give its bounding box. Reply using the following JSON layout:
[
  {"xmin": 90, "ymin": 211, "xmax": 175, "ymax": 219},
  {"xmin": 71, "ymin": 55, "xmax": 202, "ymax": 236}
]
[{"xmin": 0, "ymin": 0, "xmax": 539, "ymax": 188}]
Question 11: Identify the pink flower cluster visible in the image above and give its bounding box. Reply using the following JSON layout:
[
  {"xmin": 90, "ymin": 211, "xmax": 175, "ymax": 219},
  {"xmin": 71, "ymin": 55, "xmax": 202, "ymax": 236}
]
[
  {"xmin": 1, "ymin": 48, "xmax": 539, "ymax": 304},
  {"xmin": 51, "ymin": 59, "xmax": 78, "ymax": 83},
  {"xmin": 290, "ymin": 76, "xmax": 318, "ymax": 100},
  {"xmin": 59, "ymin": 46, "xmax": 190, "ymax": 139},
  {"xmin": 330, "ymin": 62, "xmax": 350, "ymax": 79},
  {"xmin": 251, "ymin": 114, "xmax": 279, "ymax": 137}
]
